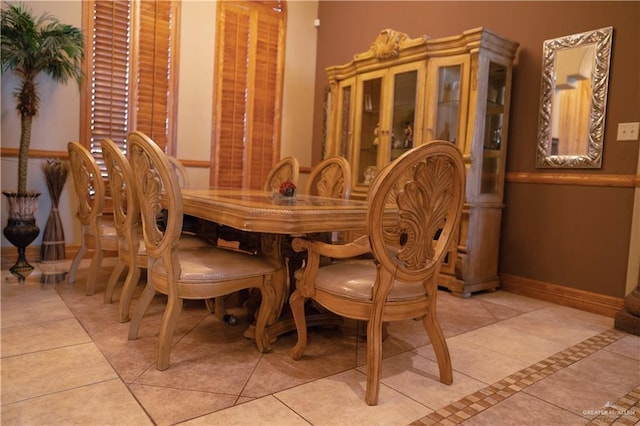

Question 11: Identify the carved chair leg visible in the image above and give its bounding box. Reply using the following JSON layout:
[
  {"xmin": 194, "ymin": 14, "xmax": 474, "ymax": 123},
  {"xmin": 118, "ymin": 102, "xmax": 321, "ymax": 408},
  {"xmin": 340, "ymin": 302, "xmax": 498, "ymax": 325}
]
[
  {"xmin": 289, "ymin": 289, "xmax": 308, "ymax": 360},
  {"xmin": 119, "ymin": 266, "xmax": 142, "ymax": 323},
  {"xmin": 128, "ymin": 281, "xmax": 156, "ymax": 340},
  {"xmin": 357, "ymin": 320, "xmax": 390, "ymax": 341},
  {"xmin": 157, "ymin": 295, "xmax": 183, "ymax": 371},
  {"xmin": 67, "ymin": 243, "xmax": 87, "ymax": 284},
  {"xmin": 365, "ymin": 318, "xmax": 384, "ymax": 406},
  {"xmin": 422, "ymin": 310, "xmax": 453, "ymax": 385},
  {"xmin": 85, "ymin": 249, "xmax": 104, "ymax": 296},
  {"xmin": 104, "ymin": 260, "xmax": 126, "ymax": 303}
]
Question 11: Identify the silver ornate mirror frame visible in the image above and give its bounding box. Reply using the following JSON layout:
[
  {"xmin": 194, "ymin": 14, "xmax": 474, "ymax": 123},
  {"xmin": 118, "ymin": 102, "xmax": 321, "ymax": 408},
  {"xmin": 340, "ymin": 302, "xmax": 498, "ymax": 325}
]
[{"xmin": 536, "ymin": 26, "xmax": 613, "ymax": 168}]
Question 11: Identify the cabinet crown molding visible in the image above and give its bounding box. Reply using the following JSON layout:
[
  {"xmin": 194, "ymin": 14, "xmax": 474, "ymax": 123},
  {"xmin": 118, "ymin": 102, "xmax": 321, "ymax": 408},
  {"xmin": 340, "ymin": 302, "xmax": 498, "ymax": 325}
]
[{"xmin": 355, "ymin": 29, "xmax": 428, "ymax": 61}]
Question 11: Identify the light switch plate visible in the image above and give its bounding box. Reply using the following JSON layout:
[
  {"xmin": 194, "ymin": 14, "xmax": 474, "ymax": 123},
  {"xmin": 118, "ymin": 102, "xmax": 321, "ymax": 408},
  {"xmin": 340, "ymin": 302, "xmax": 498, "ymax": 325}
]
[{"xmin": 617, "ymin": 122, "xmax": 639, "ymax": 141}]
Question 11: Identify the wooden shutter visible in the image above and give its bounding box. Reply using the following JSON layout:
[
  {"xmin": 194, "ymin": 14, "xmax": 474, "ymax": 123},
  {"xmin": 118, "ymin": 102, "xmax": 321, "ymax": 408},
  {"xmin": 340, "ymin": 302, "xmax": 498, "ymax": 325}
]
[
  {"xmin": 81, "ymin": 0, "xmax": 131, "ymax": 166},
  {"xmin": 81, "ymin": 0, "xmax": 179, "ymax": 168},
  {"xmin": 211, "ymin": 1, "xmax": 286, "ymax": 189},
  {"xmin": 133, "ymin": 1, "xmax": 179, "ymax": 153}
]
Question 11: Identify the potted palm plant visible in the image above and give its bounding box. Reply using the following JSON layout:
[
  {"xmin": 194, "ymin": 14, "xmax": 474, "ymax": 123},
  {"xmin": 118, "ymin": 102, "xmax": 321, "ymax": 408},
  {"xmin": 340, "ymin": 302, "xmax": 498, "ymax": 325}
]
[{"xmin": 1, "ymin": 2, "xmax": 84, "ymax": 280}]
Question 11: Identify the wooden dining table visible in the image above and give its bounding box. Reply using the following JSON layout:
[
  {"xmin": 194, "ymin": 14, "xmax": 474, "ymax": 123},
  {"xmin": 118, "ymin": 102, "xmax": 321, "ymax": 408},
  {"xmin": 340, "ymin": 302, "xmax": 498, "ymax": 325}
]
[
  {"xmin": 181, "ymin": 188, "xmax": 369, "ymax": 234},
  {"xmin": 179, "ymin": 188, "xmax": 371, "ymax": 346}
]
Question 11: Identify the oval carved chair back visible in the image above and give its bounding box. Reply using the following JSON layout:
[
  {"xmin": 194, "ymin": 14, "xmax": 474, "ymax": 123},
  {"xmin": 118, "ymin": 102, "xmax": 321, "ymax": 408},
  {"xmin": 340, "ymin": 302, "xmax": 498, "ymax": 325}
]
[
  {"xmin": 100, "ymin": 138, "xmax": 147, "ymax": 320},
  {"xmin": 67, "ymin": 141, "xmax": 118, "ymax": 295}
]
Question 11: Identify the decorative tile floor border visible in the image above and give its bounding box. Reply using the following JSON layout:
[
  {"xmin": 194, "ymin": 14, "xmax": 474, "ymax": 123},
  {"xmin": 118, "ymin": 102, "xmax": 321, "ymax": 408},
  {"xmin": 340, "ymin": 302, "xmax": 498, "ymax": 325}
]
[
  {"xmin": 587, "ymin": 385, "xmax": 640, "ymax": 426},
  {"xmin": 410, "ymin": 329, "xmax": 636, "ymax": 425}
]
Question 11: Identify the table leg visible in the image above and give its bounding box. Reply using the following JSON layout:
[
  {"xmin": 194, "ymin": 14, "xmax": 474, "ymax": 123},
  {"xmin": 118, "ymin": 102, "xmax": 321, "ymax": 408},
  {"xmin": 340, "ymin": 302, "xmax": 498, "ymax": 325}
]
[
  {"xmin": 244, "ymin": 233, "xmax": 343, "ymax": 347},
  {"xmin": 243, "ymin": 233, "xmax": 287, "ymax": 347}
]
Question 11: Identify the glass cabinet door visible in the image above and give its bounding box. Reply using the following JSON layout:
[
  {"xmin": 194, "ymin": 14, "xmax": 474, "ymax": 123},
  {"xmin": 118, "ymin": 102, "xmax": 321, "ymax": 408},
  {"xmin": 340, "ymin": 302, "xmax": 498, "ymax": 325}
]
[
  {"xmin": 481, "ymin": 62, "xmax": 506, "ymax": 194},
  {"xmin": 425, "ymin": 56, "xmax": 468, "ymax": 148},
  {"xmin": 355, "ymin": 74, "xmax": 383, "ymax": 186},
  {"xmin": 434, "ymin": 65, "xmax": 462, "ymax": 144},
  {"xmin": 335, "ymin": 79, "xmax": 355, "ymax": 159},
  {"xmin": 389, "ymin": 69, "xmax": 419, "ymax": 162}
]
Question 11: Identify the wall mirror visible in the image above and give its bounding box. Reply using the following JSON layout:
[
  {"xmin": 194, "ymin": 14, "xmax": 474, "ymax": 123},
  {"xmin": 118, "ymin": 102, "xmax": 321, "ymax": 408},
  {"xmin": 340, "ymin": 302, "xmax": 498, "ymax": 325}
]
[{"xmin": 536, "ymin": 26, "xmax": 613, "ymax": 168}]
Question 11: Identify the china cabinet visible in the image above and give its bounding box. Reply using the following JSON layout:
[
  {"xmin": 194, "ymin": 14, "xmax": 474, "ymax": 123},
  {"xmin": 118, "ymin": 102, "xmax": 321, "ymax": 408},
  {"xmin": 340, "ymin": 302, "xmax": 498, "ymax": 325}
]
[{"xmin": 324, "ymin": 27, "xmax": 519, "ymax": 297}]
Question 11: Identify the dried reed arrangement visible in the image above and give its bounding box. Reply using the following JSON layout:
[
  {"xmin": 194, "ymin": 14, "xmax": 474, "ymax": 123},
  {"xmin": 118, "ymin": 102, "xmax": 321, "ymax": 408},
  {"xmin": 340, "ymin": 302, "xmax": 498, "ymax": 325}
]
[{"xmin": 41, "ymin": 159, "xmax": 69, "ymax": 262}]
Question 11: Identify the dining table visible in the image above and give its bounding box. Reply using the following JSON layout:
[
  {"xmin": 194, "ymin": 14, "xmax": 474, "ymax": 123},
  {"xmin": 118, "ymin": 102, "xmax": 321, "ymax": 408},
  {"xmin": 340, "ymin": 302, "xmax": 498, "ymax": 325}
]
[{"xmin": 179, "ymin": 188, "xmax": 371, "ymax": 347}]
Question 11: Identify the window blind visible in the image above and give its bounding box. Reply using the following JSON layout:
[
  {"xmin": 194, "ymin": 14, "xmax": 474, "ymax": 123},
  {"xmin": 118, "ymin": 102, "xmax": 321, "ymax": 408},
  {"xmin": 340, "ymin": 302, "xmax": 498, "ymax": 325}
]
[
  {"xmin": 84, "ymin": 0, "xmax": 131, "ymax": 165},
  {"xmin": 134, "ymin": 1, "xmax": 178, "ymax": 152},
  {"xmin": 81, "ymin": 0, "xmax": 178, "ymax": 170},
  {"xmin": 211, "ymin": 1, "xmax": 286, "ymax": 189}
]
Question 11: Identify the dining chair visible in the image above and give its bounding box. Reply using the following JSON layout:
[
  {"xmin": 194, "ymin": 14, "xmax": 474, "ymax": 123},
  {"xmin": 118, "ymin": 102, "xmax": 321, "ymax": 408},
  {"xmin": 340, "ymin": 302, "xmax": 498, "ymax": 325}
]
[
  {"xmin": 303, "ymin": 155, "xmax": 352, "ymax": 245},
  {"xmin": 304, "ymin": 155, "xmax": 351, "ymax": 199},
  {"xmin": 102, "ymin": 136, "xmax": 210, "ymax": 321},
  {"xmin": 67, "ymin": 142, "xmax": 119, "ymax": 295},
  {"xmin": 289, "ymin": 141, "xmax": 465, "ymax": 405},
  {"xmin": 292, "ymin": 155, "xmax": 352, "ymax": 281},
  {"xmin": 263, "ymin": 156, "xmax": 300, "ymax": 192},
  {"xmin": 126, "ymin": 131, "xmax": 283, "ymax": 369},
  {"xmin": 100, "ymin": 138, "xmax": 147, "ymax": 321},
  {"xmin": 209, "ymin": 155, "xmax": 301, "ymax": 322}
]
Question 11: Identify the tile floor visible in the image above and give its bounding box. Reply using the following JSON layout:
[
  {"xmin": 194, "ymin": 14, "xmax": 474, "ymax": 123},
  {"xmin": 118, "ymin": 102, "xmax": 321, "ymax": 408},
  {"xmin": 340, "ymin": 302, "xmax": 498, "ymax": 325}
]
[{"xmin": 1, "ymin": 257, "xmax": 639, "ymax": 425}]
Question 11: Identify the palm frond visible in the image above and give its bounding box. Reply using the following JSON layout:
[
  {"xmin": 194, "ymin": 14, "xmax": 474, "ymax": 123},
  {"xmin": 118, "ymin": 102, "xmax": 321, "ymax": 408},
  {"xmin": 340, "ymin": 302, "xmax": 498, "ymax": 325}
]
[
  {"xmin": 1, "ymin": 1, "xmax": 84, "ymax": 195},
  {"xmin": 1, "ymin": 2, "xmax": 84, "ymax": 87}
]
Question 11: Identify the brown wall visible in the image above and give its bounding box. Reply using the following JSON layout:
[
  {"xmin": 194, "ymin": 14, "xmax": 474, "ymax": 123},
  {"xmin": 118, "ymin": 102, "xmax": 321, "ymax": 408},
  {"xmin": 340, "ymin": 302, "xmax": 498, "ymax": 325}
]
[{"xmin": 313, "ymin": 1, "xmax": 640, "ymax": 298}]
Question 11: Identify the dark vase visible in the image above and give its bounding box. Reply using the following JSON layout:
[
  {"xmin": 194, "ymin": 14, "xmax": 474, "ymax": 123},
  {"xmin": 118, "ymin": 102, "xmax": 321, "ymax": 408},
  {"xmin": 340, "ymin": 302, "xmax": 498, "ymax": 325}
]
[{"xmin": 2, "ymin": 192, "xmax": 41, "ymax": 281}]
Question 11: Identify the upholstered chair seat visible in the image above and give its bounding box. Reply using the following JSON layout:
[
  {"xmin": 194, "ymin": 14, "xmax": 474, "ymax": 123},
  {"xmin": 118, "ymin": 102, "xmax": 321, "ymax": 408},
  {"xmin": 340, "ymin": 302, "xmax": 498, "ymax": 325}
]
[
  {"xmin": 150, "ymin": 246, "xmax": 276, "ymax": 290},
  {"xmin": 307, "ymin": 260, "xmax": 425, "ymax": 302}
]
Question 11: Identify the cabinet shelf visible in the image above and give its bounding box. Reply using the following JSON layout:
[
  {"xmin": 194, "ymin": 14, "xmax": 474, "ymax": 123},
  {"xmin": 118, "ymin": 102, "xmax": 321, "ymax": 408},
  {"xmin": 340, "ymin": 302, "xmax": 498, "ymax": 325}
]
[
  {"xmin": 438, "ymin": 100, "xmax": 460, "ymax": 107},
  {"xmin": 486, "ymin": 102, "xmax": 504, "ymax": 115}
]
